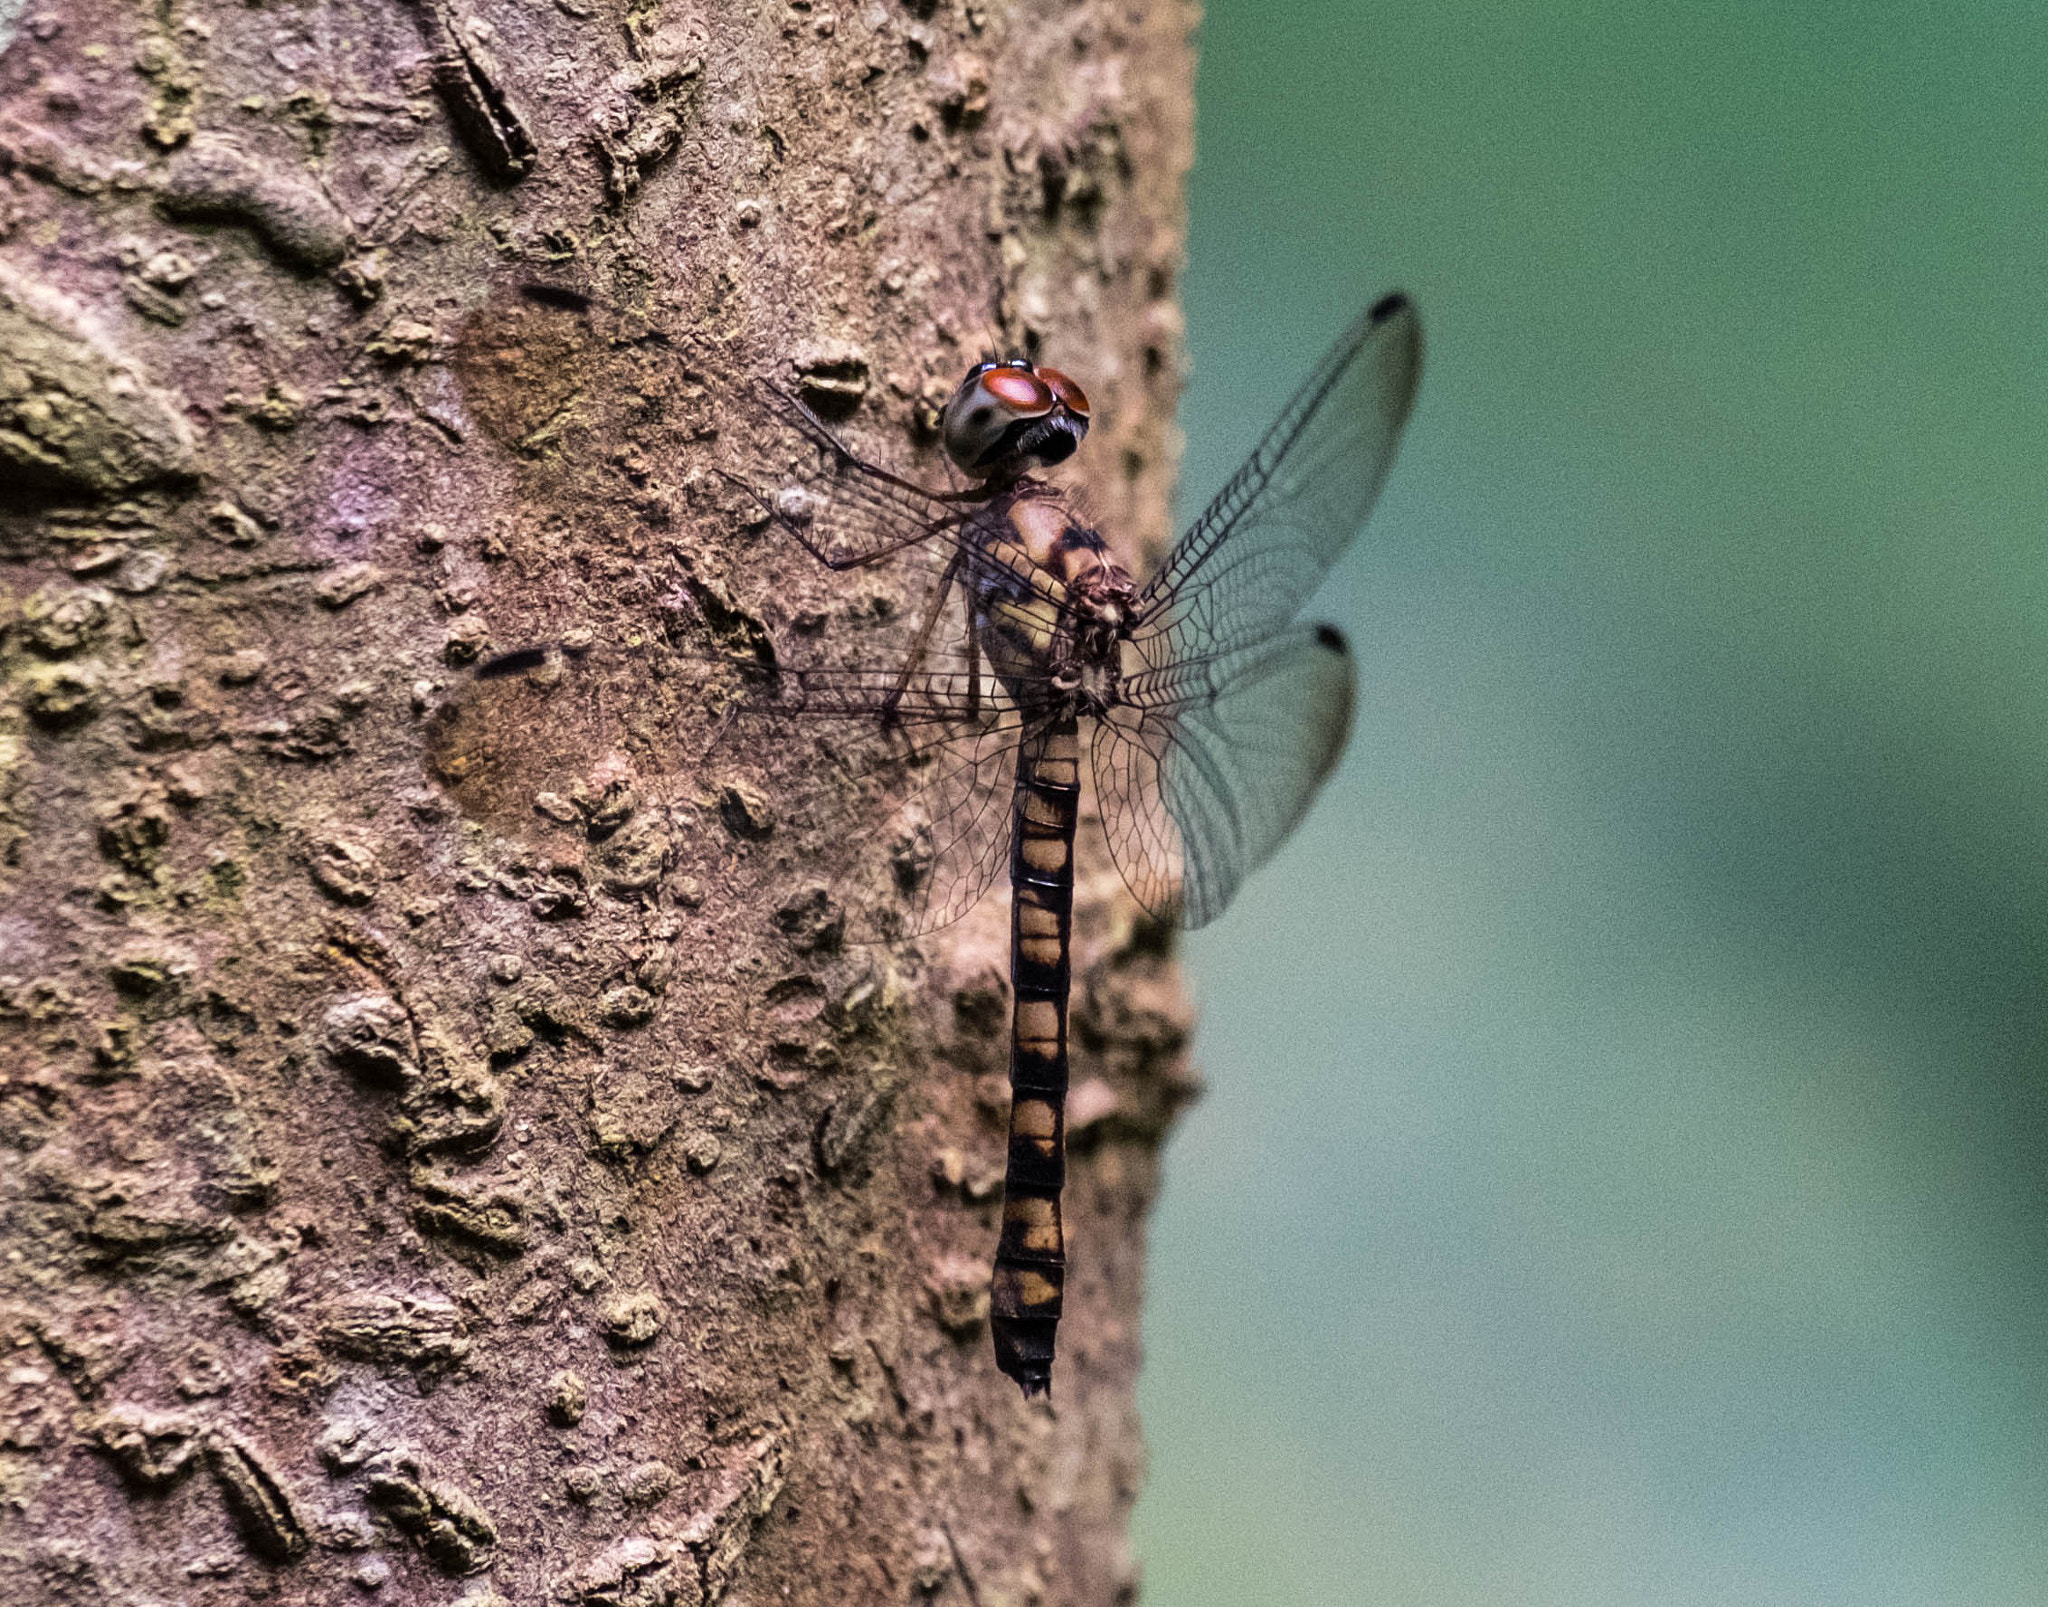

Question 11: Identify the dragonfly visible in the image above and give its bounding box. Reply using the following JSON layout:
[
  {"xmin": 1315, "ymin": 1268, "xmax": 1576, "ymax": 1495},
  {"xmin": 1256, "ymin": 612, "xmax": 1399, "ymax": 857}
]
[{"xmin": 448, "ymin": 285, "xmax": 1422, "ymax": 1397}]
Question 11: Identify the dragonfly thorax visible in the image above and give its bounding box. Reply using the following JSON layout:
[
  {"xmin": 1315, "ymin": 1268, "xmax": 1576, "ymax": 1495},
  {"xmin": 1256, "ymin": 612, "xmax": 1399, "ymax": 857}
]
[
  {"xmin": 1047, "ymin": 644, "xmax": 1123, "ymax": 717},
  {"xmin": 969, "ymin": 489, "xmax": 1136, "ymax": 717},
  {"xmin": 1061, "ymin": 569, "xmax": 1138, "ymax": 711}
]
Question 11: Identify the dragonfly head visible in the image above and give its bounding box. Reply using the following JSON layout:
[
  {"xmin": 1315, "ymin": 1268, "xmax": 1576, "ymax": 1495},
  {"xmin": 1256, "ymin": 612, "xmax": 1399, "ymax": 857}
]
[{"xmin": 941, "ymin": 357, "xmax": 1091, "ymax": 480}]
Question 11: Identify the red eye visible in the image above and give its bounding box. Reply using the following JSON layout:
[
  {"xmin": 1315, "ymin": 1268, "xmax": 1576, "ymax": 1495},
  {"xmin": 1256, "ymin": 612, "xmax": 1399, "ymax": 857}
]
[
  {"xmin": 982, "ymin": 368, "xmax": 1053, "ymax": 411},
  {"xmin": 1037, "ymin": 366, "xmax": 1090, "ymax": 418}
]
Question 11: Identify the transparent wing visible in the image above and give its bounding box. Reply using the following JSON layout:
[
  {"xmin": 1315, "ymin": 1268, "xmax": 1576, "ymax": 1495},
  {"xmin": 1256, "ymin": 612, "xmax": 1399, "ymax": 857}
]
[
  {"xmin": 722, "ymin": 380, "xmax": 984, "ymax": 585},
  {"xmin": 1093, "ymin": 625, "xmax": 1356, "ymax": 928},
  {"xmin": 431, "ymin": 633, "xmax": 1053, "ymax": 944},
  {"xmin": 1132, "ymin": 294, "xmax": 1421, "ymax": 665},
  {"xmin": 818, "ymin": 705, "xmax": 1039, "ymax": 940},
  {"xmin": 503, "ymin": 284, "xmax": 994, "ymax": 595}
]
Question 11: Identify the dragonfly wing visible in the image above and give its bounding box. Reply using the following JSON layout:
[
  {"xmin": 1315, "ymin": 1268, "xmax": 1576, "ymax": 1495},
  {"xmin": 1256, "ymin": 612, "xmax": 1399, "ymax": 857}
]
[
  {"xmin": 431, "ymin": 638, "xmax": 1042, "ymax": 943},
  {"xmin": 821, "ymin": 708, "xmax": 1038, "ymax": 940},
  {"xmin": 1094, "ymin": 625, "xmax": 1356, "ymax": 927},
  {"xmin": 723, "ymin": 380, "xmax": 1002, "ymax": 591},
  {"xmin": 498, "ymin": 288, "xmax": 979, "ymax": 589},
  {"xmin": 1132, "ymin": 294, "xmax": 1420, "ymax": 663}
]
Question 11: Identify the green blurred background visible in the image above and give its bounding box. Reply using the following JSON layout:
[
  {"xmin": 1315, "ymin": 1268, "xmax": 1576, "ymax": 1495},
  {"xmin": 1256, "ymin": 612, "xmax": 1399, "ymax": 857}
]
[{"xmin": 1133, "ymin": 3, "xmax": 2048, "ymax": 1603}]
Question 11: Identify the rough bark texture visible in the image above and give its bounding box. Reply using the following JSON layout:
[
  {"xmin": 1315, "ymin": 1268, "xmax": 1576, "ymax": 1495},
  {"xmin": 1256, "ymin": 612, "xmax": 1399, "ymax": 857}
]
[{"xmin": 0, "ymin": 1, "xmax": 1198, "ymax": 1603}]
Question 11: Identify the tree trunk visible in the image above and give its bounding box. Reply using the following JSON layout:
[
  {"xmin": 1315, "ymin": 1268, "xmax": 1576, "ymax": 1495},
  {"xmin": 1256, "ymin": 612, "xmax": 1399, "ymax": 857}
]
[{"xmin": 0, "ymin": 1, "xmax": 1196, "ymax": 1603}]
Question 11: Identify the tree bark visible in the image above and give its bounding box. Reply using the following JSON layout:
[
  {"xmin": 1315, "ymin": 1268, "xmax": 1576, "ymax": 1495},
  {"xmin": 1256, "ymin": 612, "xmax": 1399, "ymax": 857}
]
[{"xmin": 0, "ymin": 1, "xmax": 1197, "ymax": 1603}]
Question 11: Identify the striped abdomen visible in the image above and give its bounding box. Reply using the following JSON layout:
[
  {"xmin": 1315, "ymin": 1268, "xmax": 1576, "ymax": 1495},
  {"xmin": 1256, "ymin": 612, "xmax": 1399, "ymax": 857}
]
[{"xmin": 989, "ymin": 715, "xmax": 1081, "ymax": 1397}]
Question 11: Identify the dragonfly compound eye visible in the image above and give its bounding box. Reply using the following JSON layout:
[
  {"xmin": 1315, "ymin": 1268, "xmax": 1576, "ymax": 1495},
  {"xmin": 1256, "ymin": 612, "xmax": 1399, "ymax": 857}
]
[
  {"xmin": 982, "ymin": 368, "xmax": 1054, "ymax": 410},
  {"xmin": 942, "ymin": 363, "xmax": 1091, "ymax": 477},
  {"xmin": 944, "ymin": 367, "xmax": 1045, "ymax": 473},
  {"xmin": 1036, "ymin": 366, "xmax": 1090, "ymax": 419}
]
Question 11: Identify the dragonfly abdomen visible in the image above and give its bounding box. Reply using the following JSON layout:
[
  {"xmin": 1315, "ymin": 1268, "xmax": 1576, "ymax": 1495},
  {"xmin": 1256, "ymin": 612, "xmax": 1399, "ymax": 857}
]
[{"xmin": 989, "ymin": 715, "xmax": 1081, "ymax": 1397}]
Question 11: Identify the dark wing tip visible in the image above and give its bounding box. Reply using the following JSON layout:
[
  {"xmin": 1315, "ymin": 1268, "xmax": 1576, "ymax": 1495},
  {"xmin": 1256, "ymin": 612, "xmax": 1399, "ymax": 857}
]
[
  {"xmin": 520, "ymin": 282, "xmax": 592, "ymax": 312},
  {"xmin": 477, "ymin": 646, "xmax": 552, "ymax": 680},
  {"xmin": 1313, "ymin": 622, "xmax": 1351, "ymax": 655},
  {"xmin": 1368, "ymin": 290, "xmax": 1413, "ymax": 324}
]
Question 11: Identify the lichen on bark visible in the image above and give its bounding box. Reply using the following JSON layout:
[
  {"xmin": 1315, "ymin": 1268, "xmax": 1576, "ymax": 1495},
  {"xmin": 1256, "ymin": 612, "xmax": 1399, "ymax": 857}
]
[{"xmin": 0, "ymin": 1, "xmax": 1197, "ymax": 1601}]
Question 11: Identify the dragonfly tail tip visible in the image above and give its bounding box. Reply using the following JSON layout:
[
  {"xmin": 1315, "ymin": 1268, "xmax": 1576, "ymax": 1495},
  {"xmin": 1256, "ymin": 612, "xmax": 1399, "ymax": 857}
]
[{"xmin": 992, "ymin": 1317, "xmax": 1056, "ymax": 1398}]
